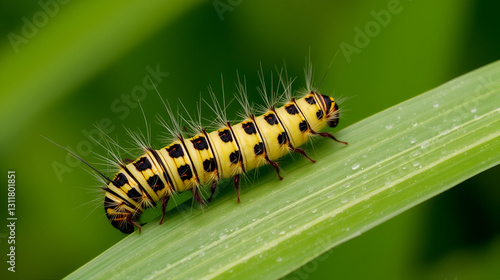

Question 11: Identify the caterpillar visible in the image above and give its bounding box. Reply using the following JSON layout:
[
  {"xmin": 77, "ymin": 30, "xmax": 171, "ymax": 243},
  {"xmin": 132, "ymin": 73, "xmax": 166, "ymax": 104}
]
[{"xmin": 54, "ymin": 65, "xmax": 347, "ymax": 234}]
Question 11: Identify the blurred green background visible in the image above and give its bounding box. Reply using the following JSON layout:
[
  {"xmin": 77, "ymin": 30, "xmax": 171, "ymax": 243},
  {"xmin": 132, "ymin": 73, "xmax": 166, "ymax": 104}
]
[{"xmin": 0, "ymin": 0, "xmax": 499, "ymax": 279}]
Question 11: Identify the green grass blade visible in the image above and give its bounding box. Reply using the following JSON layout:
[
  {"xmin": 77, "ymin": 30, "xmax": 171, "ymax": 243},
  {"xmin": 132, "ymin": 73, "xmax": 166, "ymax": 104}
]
[{"xmin": 65, "ymin": 60, "xmax": 500, "ymax": 280}]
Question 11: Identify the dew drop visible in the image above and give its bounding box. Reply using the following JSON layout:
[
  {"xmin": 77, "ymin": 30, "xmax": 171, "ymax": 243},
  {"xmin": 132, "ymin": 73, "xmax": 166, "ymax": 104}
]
[
  {"xmin": 421, "ymin": 141, "xmax": 429, "ymax": 148},
  {"xmin": 276, "ymin": 257, "xmax": 282, "ymax": 262},
  {"xmin": 433, "ymin": 103, "xmax": 440, "ymax": 108},
  {"xmin": 470, "ymin": 107, "xmax": 477, "ymax": 113},
  {"xmin": 441, "ymin": 129, "xmax": 450, "ymax": 136},
  {"xmin": 410, "ymin": 138, "xmax": 416, "ymax": 144},
  {"xmin": 385, "ymin": 123, "xmax": 393, "ymax": 130},
  {"xmin": 351, "ymin": 163, "xmax": 360, "ymax": 170}
]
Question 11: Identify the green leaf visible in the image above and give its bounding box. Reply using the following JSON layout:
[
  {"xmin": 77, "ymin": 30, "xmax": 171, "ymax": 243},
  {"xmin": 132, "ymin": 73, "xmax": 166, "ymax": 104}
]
[{"xmin": 65, "ymin": 60, "xmax": 500, "ymax": 280}]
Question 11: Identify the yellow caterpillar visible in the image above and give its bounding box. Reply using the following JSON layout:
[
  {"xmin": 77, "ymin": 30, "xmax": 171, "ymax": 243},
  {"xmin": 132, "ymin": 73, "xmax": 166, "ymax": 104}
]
[{"xmin": 51, "ymin": 66, "xmax": 348, "ymax": 234}]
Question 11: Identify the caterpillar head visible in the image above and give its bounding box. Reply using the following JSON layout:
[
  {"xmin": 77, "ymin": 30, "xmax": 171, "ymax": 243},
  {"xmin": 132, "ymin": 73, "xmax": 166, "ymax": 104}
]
[{"xmin": 316, "ymin": 93, "xmax": 340, "ymax": 127}]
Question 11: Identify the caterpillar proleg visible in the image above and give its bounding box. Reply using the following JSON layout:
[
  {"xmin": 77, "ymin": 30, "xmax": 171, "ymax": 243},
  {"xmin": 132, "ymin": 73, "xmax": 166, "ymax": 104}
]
[{"xmin": 56, "ymin": 64, "xmax": 348, "ymax": 234}]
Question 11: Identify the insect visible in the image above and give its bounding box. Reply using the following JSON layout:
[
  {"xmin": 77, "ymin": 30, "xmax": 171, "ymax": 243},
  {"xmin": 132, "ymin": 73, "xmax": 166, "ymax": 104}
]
[{"xmin": 51, "ymin": 64, "xmax": 348, "ymax": 234}]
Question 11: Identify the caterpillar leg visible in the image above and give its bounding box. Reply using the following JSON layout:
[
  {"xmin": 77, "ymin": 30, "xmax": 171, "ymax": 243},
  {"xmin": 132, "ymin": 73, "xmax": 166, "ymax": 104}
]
[
  {"xmin": 192, "ymin": 186, "xmax": 205, "ymax": 205},
  {"xmin": 265, "ymin": 156, "xmax": 283, "ymax": 180},
  {"xmin": 233, "ymin": 174, "xmax": 241, "ymax": 203},
  {"xmin": 311, "ymin": 130, "xmax": 348, "ymax": 145},
  {"xmin": 159, "ymin": 195, "xmax": 170, "ymax": 224},
  {"xmin": 208, "ymin": 180, "xmax": 218, "ymax": 202},
  {"xmin": 127, "ymin": 215, "xmax": 143, "ymax": 233},
  {"xmin": 289, "ymin": 144, "xmax": 316, "ymax": 163}
]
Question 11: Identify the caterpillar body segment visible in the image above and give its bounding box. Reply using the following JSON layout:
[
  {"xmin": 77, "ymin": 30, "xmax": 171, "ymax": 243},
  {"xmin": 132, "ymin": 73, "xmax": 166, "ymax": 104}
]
[
  {"xmin": 206, "ymin": 128, "xmax": 242, "ymax": 180},
  {"xmin": 103, "ymin": 90, "xmax": 345, "ymax": 234}
]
